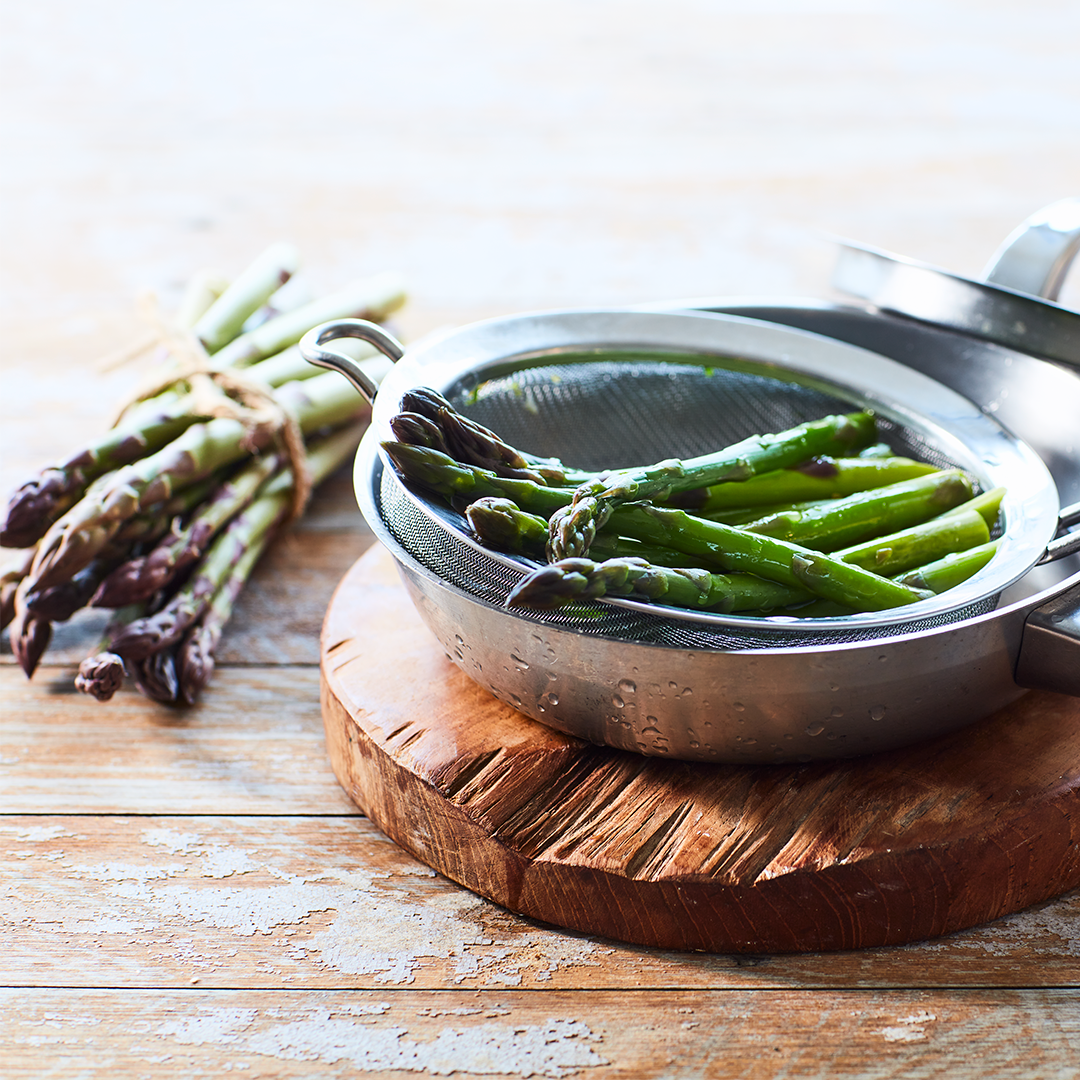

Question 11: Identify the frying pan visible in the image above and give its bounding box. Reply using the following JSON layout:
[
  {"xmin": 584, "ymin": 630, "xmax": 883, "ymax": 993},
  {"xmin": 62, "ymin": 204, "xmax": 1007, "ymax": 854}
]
[
  {"xmin": 300, "ymin": 211, "xmax": 1079, "ymax": 763},
  {"xmin": 829, "ymin": 197, "xmax": 1080, "ymax": 366}
]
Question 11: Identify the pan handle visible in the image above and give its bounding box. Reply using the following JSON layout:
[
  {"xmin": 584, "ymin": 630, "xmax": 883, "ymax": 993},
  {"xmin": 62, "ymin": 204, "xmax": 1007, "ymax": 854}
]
[
  {"xmin": 1038, "ymin": 500, "xmax": 1080, "ymax": 565},
  {"xmin": 981, "ymin": 197, "xmax": 1080, "ymax": 302},
  {"xmin": 299, "ymin": 319, "xmax": 406, "ymax": 405},
  {"xmin": 1015, "ymin": 580, "xmax": 1080, "ymax": 697}
]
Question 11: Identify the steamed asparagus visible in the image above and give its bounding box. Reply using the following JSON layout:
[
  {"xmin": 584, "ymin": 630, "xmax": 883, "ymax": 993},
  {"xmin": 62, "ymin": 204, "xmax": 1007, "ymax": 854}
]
[
  {"xmin": 679, "ymin": 455, "xmax": 940, "ymax": 514},
  {"xmin": 741, "ymin": 469, "xmax": 976, "ymax": 551},
  {"xmin": 547, "ymin": 411, "xmax": 878, "ymax": 559},
  {"xmin": 396, "ymin": 387, "xmax": 593, "ymax": 485}
]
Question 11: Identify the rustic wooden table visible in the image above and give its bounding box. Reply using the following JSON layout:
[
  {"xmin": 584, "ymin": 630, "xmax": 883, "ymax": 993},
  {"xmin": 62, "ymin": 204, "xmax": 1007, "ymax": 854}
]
[{"xmin": 3, "ymin": 1, "xmax": 1078, "ymax": 1075}]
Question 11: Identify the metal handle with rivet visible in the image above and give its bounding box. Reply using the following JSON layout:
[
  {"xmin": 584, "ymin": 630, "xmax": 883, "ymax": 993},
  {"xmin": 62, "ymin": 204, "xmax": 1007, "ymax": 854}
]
[{"xmin": 299, "ymin": 319, "xmax": 406, "ymax": 405}]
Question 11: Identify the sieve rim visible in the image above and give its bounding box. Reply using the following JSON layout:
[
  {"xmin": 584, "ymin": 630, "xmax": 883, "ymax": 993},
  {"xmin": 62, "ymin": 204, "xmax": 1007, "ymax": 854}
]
[{"xmin": 364, "ymin": 308, "xmax": 1060, "ymax": 636}]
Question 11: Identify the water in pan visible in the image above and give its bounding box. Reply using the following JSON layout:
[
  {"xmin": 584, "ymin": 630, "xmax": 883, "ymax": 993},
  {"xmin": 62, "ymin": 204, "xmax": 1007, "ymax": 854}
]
[{"xmin": 378, "ymin": 356, "xmax": 998, "ymax": 650}]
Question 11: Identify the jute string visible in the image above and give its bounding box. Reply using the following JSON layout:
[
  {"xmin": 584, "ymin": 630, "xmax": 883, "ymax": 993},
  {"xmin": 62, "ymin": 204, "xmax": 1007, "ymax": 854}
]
[{"xmin": 108, "ymin": 292, "xmax": 311, "ymax": 522}]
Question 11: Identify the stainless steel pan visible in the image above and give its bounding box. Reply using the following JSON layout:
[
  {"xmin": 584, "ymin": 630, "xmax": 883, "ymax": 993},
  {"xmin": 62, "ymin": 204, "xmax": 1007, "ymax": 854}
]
[
  {"xmin": 300, "ymin": 212, "xmax": 1079, "ymax": 764},
  {"xmin": 829, "ymin": 197, "xmax": 1080, "ymax": 366}
]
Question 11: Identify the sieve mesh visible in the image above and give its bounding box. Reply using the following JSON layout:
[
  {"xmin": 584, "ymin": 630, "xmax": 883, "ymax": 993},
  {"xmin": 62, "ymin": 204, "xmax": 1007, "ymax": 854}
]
[{"xmin": 377, "ymin": 355, "xmax": 999, "ymax": 650}]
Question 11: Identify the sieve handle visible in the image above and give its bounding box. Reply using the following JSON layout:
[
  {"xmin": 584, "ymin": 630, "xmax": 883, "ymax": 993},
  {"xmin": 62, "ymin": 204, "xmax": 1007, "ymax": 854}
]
[{"xmin": 299, "ymin": 319, "xmax": 406, "ymax": 405}]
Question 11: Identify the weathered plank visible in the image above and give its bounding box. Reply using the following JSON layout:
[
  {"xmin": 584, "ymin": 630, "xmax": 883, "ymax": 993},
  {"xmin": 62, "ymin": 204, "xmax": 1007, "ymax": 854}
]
[
  {"xmin": 0, "ymin": 667, "xmax": 357, "ymax": 814},
  {"xmin": 3, "ymin": 988, "xmax": 1078, "ymax": 1079},
  {"xmin": 3, "ymin": 816, "xmax": 1078, "ymax": 991}
]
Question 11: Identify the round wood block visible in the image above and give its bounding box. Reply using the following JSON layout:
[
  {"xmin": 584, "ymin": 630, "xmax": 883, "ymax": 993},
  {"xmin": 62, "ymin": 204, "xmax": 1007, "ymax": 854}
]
[{"xmin": 321, "ymin": 545, "xmax": 1080, "ymax": 954}]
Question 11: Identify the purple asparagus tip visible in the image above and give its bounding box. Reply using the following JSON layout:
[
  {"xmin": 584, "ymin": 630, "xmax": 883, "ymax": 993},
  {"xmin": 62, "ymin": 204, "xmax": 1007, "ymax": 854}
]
[
  {"xmin": 74, "ymin": 653, "xmax": 127, "ymax": 702},
  {"xmin": 12, "ymin": 613, "xmax": 52, "ymax": 677}
]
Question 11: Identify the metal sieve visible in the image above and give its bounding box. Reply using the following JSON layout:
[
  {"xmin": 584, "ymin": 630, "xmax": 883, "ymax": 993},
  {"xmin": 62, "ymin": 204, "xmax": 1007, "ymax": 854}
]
[{"xmin": 302, "ymin": 307, "xmax": 1077, "ymax": 762}]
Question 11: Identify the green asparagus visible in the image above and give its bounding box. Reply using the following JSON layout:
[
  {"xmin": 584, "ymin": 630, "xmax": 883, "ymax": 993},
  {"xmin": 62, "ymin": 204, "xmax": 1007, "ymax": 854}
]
[
  {"xmin": 594, "ymin": 505, "xmax": 931, "ymax": 610},
  {"xmin": 175, "ymin": 524, "xmax": 276, "ymax": 704},
  {"xmin": 834, "ymin": 508, "xmax": 990, "ymax": 576},
  {"xmin": 107, "ymin": 481, "xmax": 291, "ymax": 661},
  {"xmin": 382, "ymin": 442, "xmax": 574, "ymax": 516},
  {"xmin": 548, "ymin": 411, "xmax": 878, "ymax": 559},
  {"xmin": 741, "ymin": 469, "xmax": 976, "ymax": 551},
  {"xmin": 895, "ymin": 540, "xmax": 1000, "ymax": 593},
  {"xmin": 100, "ymin": 421, "xmax": 363, "ymax": 665},
  {"xmin": 25, "ymin": 371, "xmax": 366, "ymax": 593},
  {"xmin": 192, "ymin": 242, "xmax": 300, "ymax": 353},
  {"xmin": 677, "ymin": 454, "xmax": 940, "ymax": 514},
  {"xmin": 209, "ymin": 273, "xmax": 406, "ymax": 368}
]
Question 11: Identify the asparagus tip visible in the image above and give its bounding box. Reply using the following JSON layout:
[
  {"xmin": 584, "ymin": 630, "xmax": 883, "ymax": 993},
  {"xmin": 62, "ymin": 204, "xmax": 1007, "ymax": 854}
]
[{"xmin": 75, "ymin": 653, "xmax": 127, "ymax": 702}]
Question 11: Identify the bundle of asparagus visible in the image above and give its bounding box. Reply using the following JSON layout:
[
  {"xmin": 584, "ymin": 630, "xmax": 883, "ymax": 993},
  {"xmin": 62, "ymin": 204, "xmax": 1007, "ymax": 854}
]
[
  {"xmin": 381, "ymin": 388, "xmax": 1004, "ymax": 617},
  {"xmin": 1, "ymin": 243, "xmax": 406, "ymax": 702}
]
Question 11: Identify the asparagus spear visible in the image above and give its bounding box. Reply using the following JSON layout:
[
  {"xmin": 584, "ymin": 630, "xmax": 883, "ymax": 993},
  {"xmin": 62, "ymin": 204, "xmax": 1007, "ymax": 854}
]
[
  {"xmin": 129, "ymin": 647, "xmax": 181, "ymax": 704},
  {"xmin": 74, "ymin": 651, "xmax": 128, "ymax": 702},
  {"xmin": 394, "ymin": 388, "xmax": 593, "ymax": 486},
  {"xmin": 1, "ymin": 548, "xmax": 35, "ymax": 631},
  {"xmin": 89, "ymin": 450, "xmax": 284, "ymax": 608},
  {"xmin": 702, "ymin": 499, "xmax": 831, "ymax": 526},
  {"xmin": 467, "ymin": 491, "xmax": 993, "ymax": 612},
  {"xmin": 174, "ymin": 527, "xmax": 273, "ymax": 704},
  {"xmin": 941, "ymin": 486, "xmax": 1005, "ymax": 528},
  {"xmin": 741, "ymin": 469, "xmax": 976, "ymax": 551},
  {"xmin": 22, "ymin": 477, "xmax": 221, "ymax": 619},
  {"xmin": 835, "ymin": 508, "xmax": 990, "ymax": 576},
  {"xmin": 8, "ymin": 591, "xmax": 52, "ymax": 677},
  {"xmin": 507, "ymin": 557, "xmax": 751, "ymax": 612},
  {"xmin": 548, "ymin": 411, "xmax": 878, "ymax": 559},
  {"xmin": 209, "ymin": 273, "xmax": 406, "ymax": 368},
  {"xmin": 0, "ymin": 401, "xmax": 209, "ymax": 549},
  {"xmin": 389, "ymin": 412, "xmax": 454, "ymax": 458},
  {"xmin": 465, "ymin": 497, "xmax": 551, "ymax": 558},
  {"xmin": 464, "ymin": 495, "xmax": 772, "ymax": 572},
  {"xmin": 25, "ymin": 371, "xmax": 366, "ymax": 593},
  {"xmin": 599, "ymin": 505, "xmax": 931, "ymax": 610},
  {"xmin": 106, "ymin": 481, "xmax": 291, "ymax": 661},
  {"xmin": 170, "ymin": 422, "xmax": 365, "ymax": 704},
  {"xmin": 71, "ymin": 424, "xmax": 365, "ymax": 700},
  {"xmin": 103, "ymin": 421, "xmax": 363, "ymax": 665},
  {"xmin": 192, "ymin": 242, "xmax": 300, "ymax": 353},
  {"xmin": 174, "ymin": 268, "xmax": 231, "ymax": 331},
  {"xmin": 382, "ymin": 442, "xmax": 574, "ymax": 516},
  {"xmin": 383, "ymin": 440, "xmax": 927, "ymax": 609},
  {"xmin": 895, "ymin": 540, "xmax": 1000, "ymax": 593},
  {"xmin": 1, "ymin": 266, "xmax": 398, "ymax": 550},
  {"xmin": 675, "ymin": 455, "xmax": 940, "ymax": 514}
]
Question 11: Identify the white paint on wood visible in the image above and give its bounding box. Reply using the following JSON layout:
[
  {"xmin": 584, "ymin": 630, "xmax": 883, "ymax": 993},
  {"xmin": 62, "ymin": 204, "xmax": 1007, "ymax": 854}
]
[
  {"xmin": 6, "ymin": 820, "xmax": 612, "ymax": 987},
  {"xmin": 920, "ymin": 891, "xmax": 1080, "ymax": 958},
  {"xmin": 156, "ymin": 1008, "xmax": 609, "ymax": 1077}
]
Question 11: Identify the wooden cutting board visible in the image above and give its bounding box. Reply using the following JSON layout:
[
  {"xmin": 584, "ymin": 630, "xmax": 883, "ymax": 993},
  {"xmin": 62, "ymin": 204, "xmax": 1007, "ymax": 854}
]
[{"xmin": 320, "ymin": 544, "xmax": 1080, "ymax": 954}]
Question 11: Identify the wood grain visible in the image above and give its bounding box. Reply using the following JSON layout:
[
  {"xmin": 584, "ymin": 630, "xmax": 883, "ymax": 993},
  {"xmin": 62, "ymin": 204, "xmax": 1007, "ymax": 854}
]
[
  {"xmin": 0, "ymin": 666, "xmax": 358, "ymax": 814},
  {"xmin": 4, "ymin": 815, "xmax": 1079, "ymax": 992},
  {"xmin": 322, "ymin": 545, "xmax": 1080, "ymax": 955},
  {"xmin": 3, "ymin": 988, "xmax": 1078, "ymax": 1079}
]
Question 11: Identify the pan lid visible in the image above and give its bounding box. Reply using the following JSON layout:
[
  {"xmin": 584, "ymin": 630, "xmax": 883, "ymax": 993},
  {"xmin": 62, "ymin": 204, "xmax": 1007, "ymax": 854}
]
[{"xmin": 831, "ymin": 198, "xmax": 1080, "ymax": 367}]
